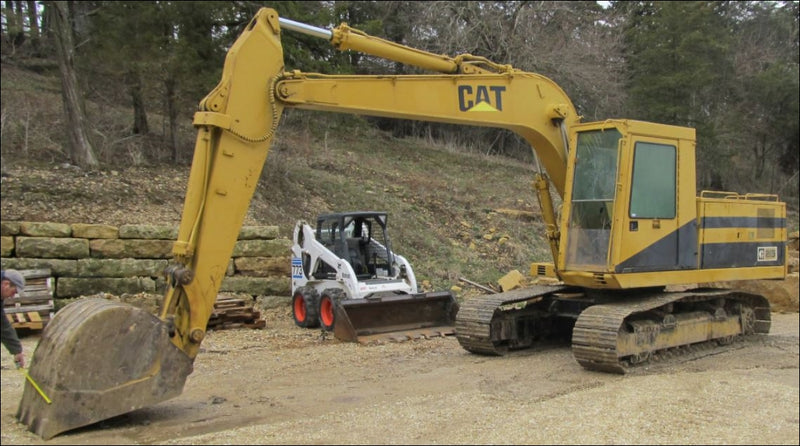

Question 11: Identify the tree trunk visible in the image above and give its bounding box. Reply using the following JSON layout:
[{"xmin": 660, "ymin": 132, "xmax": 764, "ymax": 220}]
[
  {"xmin": 25, "ymin": 0, "xmax": 38, "ymax": 35},
  {"xmin": 40, "ymin": 1, "xmax": 50, "ymax": 37},
  {"xmin": 26, "ymin": 0, "xmax": 39, "ymax": 52},
  {"xmin": 3, "ymin": 0, "xmax": 25, "ymax": 53},
  {"xmin": 165, "ymin": 75, "xmax": 179, "ymax": 163},
  {"xmin": 126, "ymin": 68, "xmax": 149, "ymax": 135},
  {"xmin": 13, "ymin": 1, "xmax": 25, "ymax": 45},
  {"xmin": 49, "ymin": 0, "xmax": 98, "ymax": 167}
]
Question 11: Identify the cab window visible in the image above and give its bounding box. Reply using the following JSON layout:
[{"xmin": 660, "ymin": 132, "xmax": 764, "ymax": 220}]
[{"xmin": 629, "ymin": 142, "xmax": 676, "ymax": 219}]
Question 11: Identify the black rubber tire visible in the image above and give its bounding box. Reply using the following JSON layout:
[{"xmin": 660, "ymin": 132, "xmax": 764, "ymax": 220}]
[
  {"xmin": 292, "ymin": 286, "xmax": 320, "ymax": 328},
  {"xmin": 318, "ymin": 288, "xmax": 345, "ymax": 331}
]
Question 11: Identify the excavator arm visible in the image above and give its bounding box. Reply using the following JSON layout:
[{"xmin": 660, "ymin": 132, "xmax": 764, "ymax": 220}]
[
  {"xmin": 17, "ymin": 8, "xmax": 579, "ymax": 438},
  {"xmin": 161, "ymin": 10, "xmax": 286, "ymax": 359}
]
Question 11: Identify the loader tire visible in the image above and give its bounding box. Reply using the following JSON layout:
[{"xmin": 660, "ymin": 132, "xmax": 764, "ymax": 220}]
[
  {"xmin": 292, "ymin": 286, "xmax": 320, "ymax": 328},
  {"xmin": 319, "ymin": 288, "xmax": 345, "ymax": 331}
]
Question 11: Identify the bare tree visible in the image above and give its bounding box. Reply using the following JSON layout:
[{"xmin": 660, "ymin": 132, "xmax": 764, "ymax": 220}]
[
  {"xmin": 48, "ymin": 0, "xmax": 97, "ymax": 167},
  {"xmin": 25, "ymin": 0, "xmax": 39, "ymax": 51},
  {"xmin": 126, "ymin": 68, "xmax": 149, "ymax": 135},
  {"xmin": 2, "ymin": 0, "xmax": 25, "ymax": 54}
]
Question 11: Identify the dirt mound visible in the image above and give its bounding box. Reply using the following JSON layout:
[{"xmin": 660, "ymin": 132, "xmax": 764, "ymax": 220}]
[{"xmin": 711, "ymin": 274, "xmax": 799, "ymax": 314}]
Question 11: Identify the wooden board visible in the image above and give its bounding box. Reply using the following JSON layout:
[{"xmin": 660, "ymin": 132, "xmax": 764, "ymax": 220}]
[
  {"xmin": 3, "ymin": 269, "xmax": 54, "ymax": 331},
  {"xmin": 207, "ymin": 295, "xmax": 264, "ymax": 330}
]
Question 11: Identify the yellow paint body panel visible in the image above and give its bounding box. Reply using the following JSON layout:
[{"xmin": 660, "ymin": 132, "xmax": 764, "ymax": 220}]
[{"xmin": 277, "ymin": 73, "xmax": 576, "ymax": 197}]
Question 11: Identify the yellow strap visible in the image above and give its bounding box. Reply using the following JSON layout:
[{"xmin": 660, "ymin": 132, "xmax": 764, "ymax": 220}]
[{"xmin": 22, "ymin": 370, "xmax": 52, "ymax": 405}]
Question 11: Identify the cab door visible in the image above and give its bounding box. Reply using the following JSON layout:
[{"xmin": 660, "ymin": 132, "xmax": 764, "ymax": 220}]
[{"xmin": 615, "ymin": 138, "xmax": 681, "ymax": 272}]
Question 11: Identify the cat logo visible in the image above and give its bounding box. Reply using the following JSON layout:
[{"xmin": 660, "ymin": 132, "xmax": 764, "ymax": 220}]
[{"xmin": 458, "ymin": 85, "xmax": 506, "ymax": 112}]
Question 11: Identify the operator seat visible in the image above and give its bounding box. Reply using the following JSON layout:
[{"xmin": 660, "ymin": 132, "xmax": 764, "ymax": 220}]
[{"xmin": 347, "ymin": 238, "xmax": 370, "ymax": 279}]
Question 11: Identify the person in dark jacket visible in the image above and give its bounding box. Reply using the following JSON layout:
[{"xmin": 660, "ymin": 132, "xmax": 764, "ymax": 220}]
[{"xmin": 1, "ymin": 269, "xmax": 26, "ymax": 368}]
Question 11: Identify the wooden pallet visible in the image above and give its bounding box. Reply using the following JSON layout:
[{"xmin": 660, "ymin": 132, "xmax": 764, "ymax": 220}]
[
  {"xmin": 208, "ymin": 295, "xmax": 265, "ymax": 330},
  {"xmin": 3, "ymin": 269, "xmax": 55, "ymax": 331}
]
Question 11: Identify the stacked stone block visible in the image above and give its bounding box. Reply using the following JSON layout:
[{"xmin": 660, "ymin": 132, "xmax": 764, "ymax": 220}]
[{"xmin": 0, "ymin": 221, "xmax": 291, "ymax": 300}]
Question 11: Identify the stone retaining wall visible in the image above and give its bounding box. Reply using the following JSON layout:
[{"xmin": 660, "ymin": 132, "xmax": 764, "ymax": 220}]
[{"xmin": 0, "ymin": 221, "xmax": 291, "ymax": 299}]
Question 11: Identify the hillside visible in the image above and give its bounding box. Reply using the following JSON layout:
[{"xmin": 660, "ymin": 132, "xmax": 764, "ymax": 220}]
[
  {"xmin": 1, "ymin": 61, "xmax": 797, "ymax": 302},
  {"xmin": 0, "ymin": 130, "xmax": 551, "ymax": 290},
  {"xmin": 0, "ymin": 63, "xmax": 555, "ymax": 292}
]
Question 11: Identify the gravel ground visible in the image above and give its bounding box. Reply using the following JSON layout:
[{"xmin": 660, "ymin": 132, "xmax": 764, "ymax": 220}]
[{"xmin": 1, "ymin": 307, "xmax": 798, "ymax": 445}]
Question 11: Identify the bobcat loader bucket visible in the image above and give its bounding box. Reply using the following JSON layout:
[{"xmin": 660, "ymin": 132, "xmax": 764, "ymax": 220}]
[
  {"xmin": 333, "ymin": 291, "xmax": 459, "ymax": 343},
  {"xmin": 16, "ymin": 298, "xmax": 194, "ymax": 440}
]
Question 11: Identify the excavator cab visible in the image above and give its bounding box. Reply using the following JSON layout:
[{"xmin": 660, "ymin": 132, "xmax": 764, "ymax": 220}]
[
  {"xmin": 557, "ymin": 120, "xmax": 785, "ymax": 289},
  {"xmin": 561, "ymin": 126, "xmax": 621, "ymax": 271}
]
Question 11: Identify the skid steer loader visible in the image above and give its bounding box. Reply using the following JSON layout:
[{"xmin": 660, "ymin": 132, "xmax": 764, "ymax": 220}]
[{"xmin": 290, "ymin": 211, "xmax": 458, "ymax": 343}]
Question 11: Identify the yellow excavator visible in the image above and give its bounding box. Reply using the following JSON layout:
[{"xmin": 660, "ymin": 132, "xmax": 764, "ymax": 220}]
[{"xmin": 17, "ymin": 7, "xmax": 787, "ymax": 439}]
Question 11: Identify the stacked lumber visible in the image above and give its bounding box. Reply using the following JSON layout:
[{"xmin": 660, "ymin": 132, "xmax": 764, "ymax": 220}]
[
  {"xmin": 3, "ymin": 269, "xmax": 55, "ymax": 331},
  {"xmin": 208, "ymin": 295, "xmax": 265, "ymax": 330}
]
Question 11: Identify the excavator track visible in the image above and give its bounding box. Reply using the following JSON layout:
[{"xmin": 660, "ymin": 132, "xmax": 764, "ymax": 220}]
[
  {"xmin": 571, "ymin": 289, "xmax": 771, "ymax": 373},
  {"xmin": 457, "ymin": 287, "xmax": 771, "ymax": 374},
  {"xmin": 455, "ymin": 285, "xmax": 572, "ymax": 355},
  {"xmin": 455, "ymin": 293, "xmax": 519, "ymax": 355}
]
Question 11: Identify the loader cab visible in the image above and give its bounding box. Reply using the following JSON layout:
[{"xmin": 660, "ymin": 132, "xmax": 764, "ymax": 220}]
[
  {"xmin": 559, "ymin": 120, "xmax": 697, "ymax": 289},
  {"xmin": 315, "ymin": 211, "xmax": 395, "ymax": 279}
]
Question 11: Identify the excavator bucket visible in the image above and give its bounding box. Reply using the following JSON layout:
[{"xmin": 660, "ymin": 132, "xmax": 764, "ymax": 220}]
[
  {"xmin": 333, "ymin": 291, "xmax": 459, "ymax": 343},
  {"xmin": 16, "ymin": 298, "xmax": 194, "ymax": 440}
]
